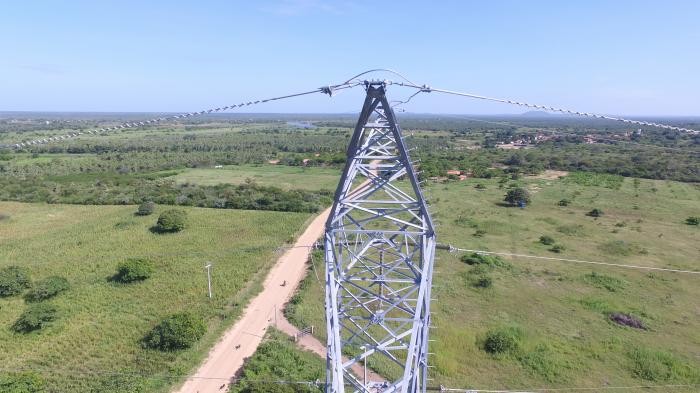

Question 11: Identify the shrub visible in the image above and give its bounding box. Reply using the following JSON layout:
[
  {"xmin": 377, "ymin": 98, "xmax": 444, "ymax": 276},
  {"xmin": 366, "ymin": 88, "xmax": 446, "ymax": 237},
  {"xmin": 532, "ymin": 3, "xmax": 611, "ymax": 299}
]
[
  {"xmin": 25, "ymin": 276, "xmax": 70, "ymax": 302},
  {"xmin": 483, "ymin": 326, "xmax": 523, "ymax": 354},
  {"xmin": 154, "ymin": 209, "xmax": 187, "ymax": 233},
  {"xmin": 549, "ymin": 244, "xmax": 565, "ymax": 253},
  {"xmin": 587, "ymin": 208, "xmax": 604, "ymax": 217},
  {"xmin": 518, "ymin": 344, "xmax": 563, "ymax": 382},
  {"xmin": 135, "ymin": 201, "xmax": 155, "ymax": 216},
  {"xmin": 475, "ymin": 183, "xmax": 486, "ymax": 190},
  {"xmin": 114, "ymin": 259, "xmax": 154, "ymax": 283},
  {"xmin": 143, "ymin": 312, "xmax": 206, "ymax": 351},
  {"xmin": 12, "ymin": 303, "xmax": 58, "ymax": 333},
  {"xmin": 461, "ymin": 253, "xmax": 510, "ymax": 269},
  {"xmin": 685, "ymin": 216, "xmax": 699, "ymax": 226},
  {"xmin": 539, "ymin": 235, "xmax": 555, "ymax": 245},
  {"xmin": 583, "ymin": 272, "xmax": 625, "ymax": 292},
  {"xmin": 504, "ymin": 187, "xmax": 531, "ymax": 207},
  {"xmin": 0, "ymin": 213, "xmax": 10, "ymax": 221},
  {"xmin": 473, "ymin": 276, "xmax": 493, "ymax": 288},
  {"xmin": 0, "ymin": 372, "xmax": 46, "ymax": 392},
  {"xmin": 473, "ymin": 229, "xmax": 487, "ymax": 237},
  {"xmin": 0, "ymin": 266, "xmax": 32, "ymax": 297},
  {"xmin": 557, "ymin": 199, "xmax": 570, "ymax": 206}
]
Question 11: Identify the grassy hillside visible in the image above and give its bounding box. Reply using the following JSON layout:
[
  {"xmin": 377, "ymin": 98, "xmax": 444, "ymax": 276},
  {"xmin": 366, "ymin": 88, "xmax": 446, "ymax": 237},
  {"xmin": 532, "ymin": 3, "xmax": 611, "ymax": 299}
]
[
  {"xmin": 0, "ymin": 202, "xmax": 311, "ymax": 392},
  {"xmin": 285, "ymin": 174, "xmax": 700, "ymax": 392}
]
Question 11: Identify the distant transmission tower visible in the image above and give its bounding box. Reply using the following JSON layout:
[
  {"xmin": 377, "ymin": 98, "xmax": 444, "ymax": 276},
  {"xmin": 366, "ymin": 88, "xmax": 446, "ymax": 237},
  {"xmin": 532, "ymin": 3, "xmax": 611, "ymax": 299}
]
[{"xmin": 324, "ymin": 81, "xmax": 436, "ymax": 393}]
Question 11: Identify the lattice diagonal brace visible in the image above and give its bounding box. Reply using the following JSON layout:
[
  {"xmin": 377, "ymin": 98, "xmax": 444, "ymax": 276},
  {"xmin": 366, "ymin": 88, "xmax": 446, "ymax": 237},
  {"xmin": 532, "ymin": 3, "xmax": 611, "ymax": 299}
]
[{"xmin": 325, "ymin": 82, "xmax": 436, "ymax": 393}]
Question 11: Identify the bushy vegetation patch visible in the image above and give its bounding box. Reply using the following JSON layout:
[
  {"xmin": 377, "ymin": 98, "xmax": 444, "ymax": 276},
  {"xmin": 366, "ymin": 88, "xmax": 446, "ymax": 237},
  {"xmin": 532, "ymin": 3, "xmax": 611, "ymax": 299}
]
[
  {"xmin": 113, "ymin": 259, "xmax": 154, "ymax": 283},
  {"xmin": 539, "ymin": 235, "xmax": 555, "ymax": 245},
  {"xmin": 609, "ymin": 312, "xmax": 646, "ymax": 330},
  {"xmin": 565, "ymin": 172, "xmax": 623, "ymax": 189},
  {"xmin": 154, "ymin": 209, "xmax": 187, "ymax": 233},
  {"xmin": 0, "ymin": 266, "xmax": 32, "ymax": 297},
  {"xmin": 135, "ymin": 201, "xmax": 155, "ymax": 216},
  {"xmin": 583, "ymin": 272, "xmax": 626, "ymax": 292},
  {"xmin": 627, "ymin": 348, "xmax": 700, "ymax": 383},
  {"xmin": 685, "ymin": 216, "xmax": 699, "ymax": 226},
  {"xmin": 90, "ymin": 373, "xmax": 146, "ymax": 393},
  {"xmin": 0, "ymin": 372, "xmax": 46, "ymax": 392},
  {"xmin": 579, "ymin": 297, "xmax": 612, "ymax": 313},
  {"xmin": 599, "ymin": 240, "xmax": 644, "ymax": 256},
  {"xmin": 25, "ymin": 276, "xmax": 70, "ymax": 302},
  {"xmin": 517, "ymin": 344, "xmax": 566, "ymax": 382},
  {"xmin": 143, "ymin": 312, "xmax": 206, "ymax": 351},
  {"xmin": 12, "ymin": 303, "xmax": 58, "ymax": 333},
  {"xmin": 230, "ymin": 331, "xmax": 324, "ymax": 393},
  {"xmin": 461, "ymin": 253, "xmax": 511, "ymax": 269},
  {"xmin": 482, "ymin": 326, "xmax": 524, "ymax": 355},
  {"xmin": 549, "ymin": 244, "xmax": 565, "ymax": 253},
  {"xmin": 0, "ymin": 212, "xmax": 10, "ymax": 221},
  {"xmin": 586, "ymin": 208, "xmax": 604, "ymax": 217},
  {"xmin": 556, "ymin": 224, "xmax": 585, "ymax": 236},
  {"xmin": 472, "ymin": 275, "xmax": 493, "ymax": 289}
]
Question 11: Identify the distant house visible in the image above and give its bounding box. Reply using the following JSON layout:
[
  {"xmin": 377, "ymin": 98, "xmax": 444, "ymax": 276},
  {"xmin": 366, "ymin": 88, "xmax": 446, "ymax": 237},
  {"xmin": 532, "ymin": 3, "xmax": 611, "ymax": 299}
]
[
  {"xmin": 214, "ymin": 165, "xmax": 223, "ymax": 169},
  {"xmin": 446, "ymin": 170, "xmax": 461, "ymax": 176},
  {"xmin": 302, "ymin": 158, "xmax": 311, "ymax": 166},
  {"xmin": 268, "ymin": 159, "xmax": 280, "ymax": 165}
]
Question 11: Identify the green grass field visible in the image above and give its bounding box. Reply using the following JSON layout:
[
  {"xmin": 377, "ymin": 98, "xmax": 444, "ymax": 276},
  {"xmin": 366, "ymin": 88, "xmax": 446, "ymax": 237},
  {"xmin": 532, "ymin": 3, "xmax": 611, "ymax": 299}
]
[
  {"xmin": 168, "ymin": 164, "xmax": 340, "ymax": 191},
  {"xmin": 0, "ymin": 202, "xmax": 311, "ymax": 392},
  {"xmin": 286, "ymin": 175, "xmax": 700, "ymax": 392}
]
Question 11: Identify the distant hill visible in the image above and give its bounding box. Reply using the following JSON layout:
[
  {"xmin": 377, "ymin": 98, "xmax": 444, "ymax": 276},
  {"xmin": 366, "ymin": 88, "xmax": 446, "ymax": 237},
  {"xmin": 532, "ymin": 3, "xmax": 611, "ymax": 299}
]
[{"xmin": 520, "ymin": 110, "xmax": 554, "ymax": 117}]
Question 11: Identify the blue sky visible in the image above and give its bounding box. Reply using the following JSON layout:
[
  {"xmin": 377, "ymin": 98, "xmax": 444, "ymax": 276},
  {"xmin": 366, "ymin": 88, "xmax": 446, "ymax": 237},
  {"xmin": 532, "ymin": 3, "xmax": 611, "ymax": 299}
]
[{"xmin": 1, "ymin": 0, "xmax": 698, "ymax": 115}]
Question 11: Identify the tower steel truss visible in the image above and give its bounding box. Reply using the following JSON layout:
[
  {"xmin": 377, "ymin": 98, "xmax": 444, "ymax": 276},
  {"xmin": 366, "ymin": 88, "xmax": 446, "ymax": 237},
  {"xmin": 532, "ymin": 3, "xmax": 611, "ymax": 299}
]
[{"xmin": 324, "ymin": 82, "xmax": 436, "ymax": 393}]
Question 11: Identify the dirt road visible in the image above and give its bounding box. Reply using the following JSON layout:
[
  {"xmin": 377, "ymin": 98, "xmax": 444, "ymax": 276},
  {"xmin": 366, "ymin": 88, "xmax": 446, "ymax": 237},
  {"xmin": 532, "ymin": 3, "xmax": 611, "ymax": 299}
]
[
  {"xmin": 174, "ymin": 210, "xmax": 329, "ymax": 392},
  {"xmin": 175, "ymin": 161, "xmax": 383, "ymax": 392}
]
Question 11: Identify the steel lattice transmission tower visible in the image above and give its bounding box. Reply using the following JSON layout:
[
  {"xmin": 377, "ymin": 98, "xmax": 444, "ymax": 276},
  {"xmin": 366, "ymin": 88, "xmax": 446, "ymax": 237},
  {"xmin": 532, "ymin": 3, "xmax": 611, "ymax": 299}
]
[{"xmin": 324, "ymin": 82, "xmax": 436, "ymax": 393}]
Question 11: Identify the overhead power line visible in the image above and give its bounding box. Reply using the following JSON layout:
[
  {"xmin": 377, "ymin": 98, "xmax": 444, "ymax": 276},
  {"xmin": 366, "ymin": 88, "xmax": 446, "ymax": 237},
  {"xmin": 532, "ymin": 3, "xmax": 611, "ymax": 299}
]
[
  {"xmin": 391, "ymin": 81, "xmax": 700, "ymax": 134},
  {"xmin": 444, "ymin": 245, "xmax": 700, "ymax": 275},
  {"xmin": 6, "ymin": 81, "xmax": 362, "ymax": 149},
  {"xmin": 437, "ymin": 383, "xmax": 700, "ymax": 392},
  {"xmin": 7, "ymin": 69, "xmax": 698, "ymax": 150}
]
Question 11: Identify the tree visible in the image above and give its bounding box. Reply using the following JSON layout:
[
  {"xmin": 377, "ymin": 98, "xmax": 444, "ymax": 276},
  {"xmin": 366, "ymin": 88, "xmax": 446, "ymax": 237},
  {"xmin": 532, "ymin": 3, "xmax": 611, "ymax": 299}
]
[
  {"xmin": 143, "ymin": 312, "xmax": 206, "ymax": 351},
  {"xmin": 504, "ymin": 187, "xmax": 531, "ymax": 207},
  {"xmin": 135, "ymin": 201, "xmax": 155, "ymax": 216},
  {"xmin": 114, "ymin": 259, "xmax": 154, "ymax": 283},
  {"xmin": 154, "ymin": 209, "xmax": 187, "ymax": 233},
  {"xmin": 25, "ymin": 276, "xmax": 69, "ymax": 302},
  {"xmin": 12, "ymin": 303, "xmax": 58, "ymax": 333},
  {"xmin": 0, "ymin": 266, "xmax": 31, "ymax": 297}
]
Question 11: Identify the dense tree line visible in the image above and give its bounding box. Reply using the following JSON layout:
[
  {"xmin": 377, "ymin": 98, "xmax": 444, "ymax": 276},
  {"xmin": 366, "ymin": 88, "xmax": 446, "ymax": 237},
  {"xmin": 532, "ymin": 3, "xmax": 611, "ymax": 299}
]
[{"xmin": 0, "ymin": 176, "xmax": 331, "ymax": 213}]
